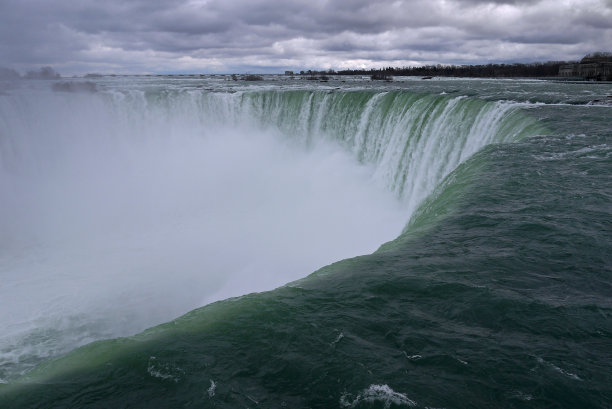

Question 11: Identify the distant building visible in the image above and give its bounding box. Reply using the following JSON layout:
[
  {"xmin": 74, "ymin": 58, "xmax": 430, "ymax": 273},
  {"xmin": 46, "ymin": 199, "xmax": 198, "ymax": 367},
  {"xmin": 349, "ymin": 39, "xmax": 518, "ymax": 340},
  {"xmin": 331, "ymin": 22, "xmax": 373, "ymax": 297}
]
[
  {"xmin": 558, "ymin": 64, "xmax": 579, "ymax": 77},
  {"xmin": 559, "ymin": 53, "xmax": 612, "ymax": 81},
  {"xmin": 284, "ymin": 71, "xmax": 294, "ymax": 76}
]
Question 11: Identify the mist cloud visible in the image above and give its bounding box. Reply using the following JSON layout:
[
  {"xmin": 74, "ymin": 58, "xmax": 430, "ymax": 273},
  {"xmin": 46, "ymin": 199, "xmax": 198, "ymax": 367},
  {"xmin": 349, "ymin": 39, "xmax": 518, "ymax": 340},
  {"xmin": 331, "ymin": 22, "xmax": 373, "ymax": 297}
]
[{"xmin": 1, "ymin": 0, "xmax": 610, "ymax": 74}]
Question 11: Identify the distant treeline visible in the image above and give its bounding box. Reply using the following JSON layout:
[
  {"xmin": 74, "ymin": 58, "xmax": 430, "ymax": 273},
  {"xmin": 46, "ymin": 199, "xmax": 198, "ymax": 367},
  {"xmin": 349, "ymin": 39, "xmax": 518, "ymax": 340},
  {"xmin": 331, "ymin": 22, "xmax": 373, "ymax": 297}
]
[{"xmin": 300, "ymin": 61, "xmax": 573, "ymax": 78}]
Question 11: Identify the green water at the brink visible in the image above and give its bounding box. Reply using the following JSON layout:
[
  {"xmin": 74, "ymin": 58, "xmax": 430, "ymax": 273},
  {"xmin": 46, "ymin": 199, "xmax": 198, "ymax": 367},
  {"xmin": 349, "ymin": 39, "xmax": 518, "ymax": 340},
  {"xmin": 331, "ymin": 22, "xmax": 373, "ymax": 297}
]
[{"xmin": 1, "ymin": 77, "xmax": 611, "ymax": 408}]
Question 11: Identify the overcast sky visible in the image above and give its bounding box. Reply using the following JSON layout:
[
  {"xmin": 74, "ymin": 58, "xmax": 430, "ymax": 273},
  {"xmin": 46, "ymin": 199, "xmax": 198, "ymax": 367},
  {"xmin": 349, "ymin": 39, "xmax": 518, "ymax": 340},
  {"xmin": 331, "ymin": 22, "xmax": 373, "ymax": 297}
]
[{"xmin": 1, "ymin": 0, "xmax": 611, "ymax": 75}]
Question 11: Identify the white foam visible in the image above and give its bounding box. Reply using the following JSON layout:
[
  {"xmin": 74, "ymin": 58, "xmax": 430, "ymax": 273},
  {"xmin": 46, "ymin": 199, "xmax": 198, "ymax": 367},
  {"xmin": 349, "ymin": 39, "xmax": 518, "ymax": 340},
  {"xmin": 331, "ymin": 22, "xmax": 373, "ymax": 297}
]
[
  {"xmin": 402, "ymin": 351, "xmax": 422, "ymax": 360},
  {"xmin": 147, "ymin": 356, "xmax": 184, "ymax": 383},
  {"xmin": 207, "ymin": 379, "xmax": 217, "ymax": 397},
  {"xmin": 537, "ymin": 357, "xmax": 582, "ymax": 381},
  {"xmin": 340, "ymin": 384, "xmax": 417, "ymax": 408},
  {"xmin": 512, "ymin": 391, "xmax": 533, "ymax": 401},
  {"xmin": 331, "ymin": 332, "xmax": 345, "ymax": 346}
]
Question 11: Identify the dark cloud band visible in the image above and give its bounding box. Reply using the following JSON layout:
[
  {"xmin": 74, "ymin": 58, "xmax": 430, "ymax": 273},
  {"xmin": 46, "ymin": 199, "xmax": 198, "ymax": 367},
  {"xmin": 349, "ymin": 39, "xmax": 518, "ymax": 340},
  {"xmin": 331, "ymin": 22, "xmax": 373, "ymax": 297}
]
[{"xmin": 1, "ymin": 0, "xmax": 610, "ymax": 74}]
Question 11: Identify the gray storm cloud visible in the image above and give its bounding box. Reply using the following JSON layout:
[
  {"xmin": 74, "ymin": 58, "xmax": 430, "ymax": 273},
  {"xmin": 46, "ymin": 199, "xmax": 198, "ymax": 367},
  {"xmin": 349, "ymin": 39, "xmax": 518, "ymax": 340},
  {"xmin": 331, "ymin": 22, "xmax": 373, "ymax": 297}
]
[{"xmin": 0, "ymin": 0, "xmax": 610, "ymax": 74}]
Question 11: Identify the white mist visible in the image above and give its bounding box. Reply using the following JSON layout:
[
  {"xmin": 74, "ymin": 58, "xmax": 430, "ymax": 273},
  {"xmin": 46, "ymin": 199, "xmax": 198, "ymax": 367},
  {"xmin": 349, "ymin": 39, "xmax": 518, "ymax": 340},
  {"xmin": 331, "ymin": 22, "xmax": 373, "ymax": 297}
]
[{"xmin": 0, "ymin": 87, "xmax": 406, "ymax": 379}]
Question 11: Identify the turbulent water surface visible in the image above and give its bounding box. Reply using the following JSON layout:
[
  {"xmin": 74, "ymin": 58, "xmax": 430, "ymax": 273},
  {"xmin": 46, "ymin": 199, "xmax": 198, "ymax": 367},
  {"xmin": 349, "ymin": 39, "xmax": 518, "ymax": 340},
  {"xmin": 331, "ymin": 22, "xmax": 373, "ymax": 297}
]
[{"xmin": 0, "ymin": 76, "xmax": 611, "ymax": 408}]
